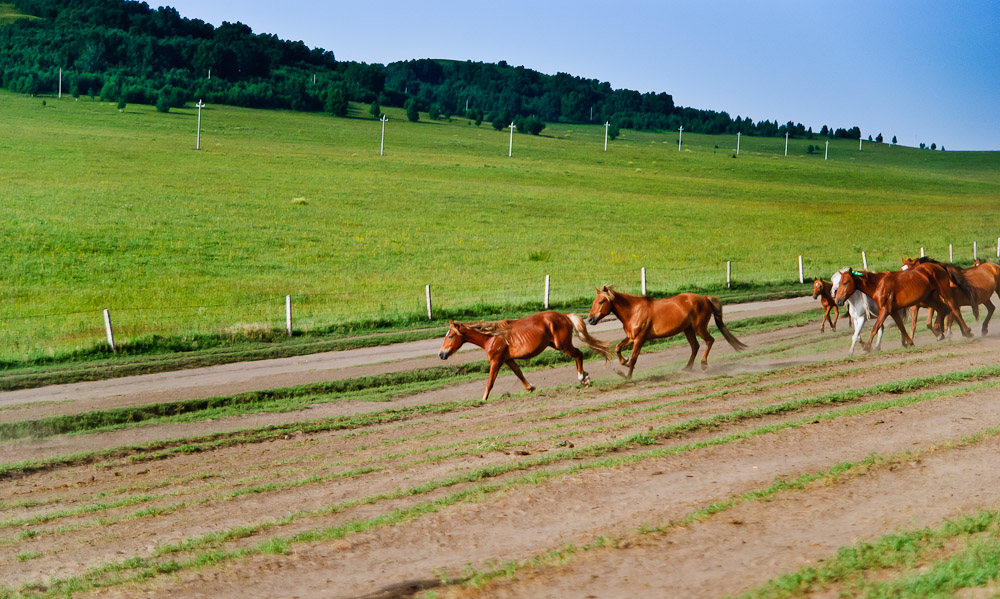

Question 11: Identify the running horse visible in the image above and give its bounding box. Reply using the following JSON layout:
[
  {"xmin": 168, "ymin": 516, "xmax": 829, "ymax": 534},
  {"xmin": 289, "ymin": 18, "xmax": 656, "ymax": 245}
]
[
  {"xmin": 587, "ymin": 286, "xmax": 748, "ymax": 379},
  {"xmin": 833, "ymin": 263, "xmax": 973, "ymax": 349},
  {"xmin": 811, "ymin": 279, "xmax": 840, "ymax": 332},
  {"xmin": 438, "ymin": 311, "xmax": 614, "ymax": 401},
  {"xmin": 903, "ymin": 257, "xmax": 994, "ymax": 335}
]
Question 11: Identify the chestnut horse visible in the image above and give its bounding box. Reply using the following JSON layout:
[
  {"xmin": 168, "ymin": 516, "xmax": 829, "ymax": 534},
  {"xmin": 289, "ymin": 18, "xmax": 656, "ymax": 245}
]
[
  {"xmin": 811, "ymin": 279, "xmax": 839, "ymax": 332},
  {"xmin": 833, "ymin": 264, "xmax": 973, "ymax": 349},
  {"xmin": 587, "ymin": 286, "xmax": 747, "ymax": 379},
  {"xmin": 903, "ymin": 257, "xmax": 995, "ymax": 335},
  {"xmin": 438, "ymin": 311, "xmax": 614, "ymax": 401}
]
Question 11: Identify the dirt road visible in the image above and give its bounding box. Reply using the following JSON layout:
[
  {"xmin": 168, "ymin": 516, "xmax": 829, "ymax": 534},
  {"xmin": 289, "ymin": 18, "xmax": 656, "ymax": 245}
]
[{"xmin": 4, "ymin": 295, "xmax": 998, "ymax": 599}]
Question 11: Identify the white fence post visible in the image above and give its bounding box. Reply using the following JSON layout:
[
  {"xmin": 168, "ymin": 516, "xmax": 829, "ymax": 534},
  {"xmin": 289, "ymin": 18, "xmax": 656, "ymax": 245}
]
[
  {"xmin": 544, "ymin": 274, "xmax": 550, "ymax": 309},
  {"xmin": 861, "ymin": 251, "xmax": 868, "ymax": 271},
  {"xmin": 974, "ymin": 241, "xmax": 978, "ymax": 261},
  {"xmin": 798, "ymin": 255, "xmax": 803, "ymax": 284},
  {"xmin": 726, "ymin": 261, "xmax": 732, "ymax": 289},
  {"xmin": 103, "ymin": 309, "xmax": 116, "ymax": 352},
  {"xmin": 996, "ymin": 237, "xmax": 999, "ymax": 258},
  {"xmin": 920, "ymin": 247, "xmax": 925, "ymax": 257},
  {"xmin": 425, "ymin": 284, "xmax": 433, "ymax": 320},
  {"xmin": 285, "ymin": 295, "xmax": 292, "ymax": 336},
  {"xmin": 641, "ymin": 267, "xmax": 647, "ymax": 295}
]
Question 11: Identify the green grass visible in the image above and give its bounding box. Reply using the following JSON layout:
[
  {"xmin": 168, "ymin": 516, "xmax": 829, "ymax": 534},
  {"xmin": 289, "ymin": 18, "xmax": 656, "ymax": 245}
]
[
  {"xmin": 737, "ymin": 509, "xmax": 1000, "ymax": 599},
  {"xmin": 1, "ymin": 90, "xmax": 997, "ymax": 363}
]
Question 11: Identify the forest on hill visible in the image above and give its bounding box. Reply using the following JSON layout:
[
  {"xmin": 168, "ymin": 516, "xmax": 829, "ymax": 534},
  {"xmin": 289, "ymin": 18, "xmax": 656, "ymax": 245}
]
[{"xmin": 0, "ymin": 0, "xmax": 861, "ymax": 139}]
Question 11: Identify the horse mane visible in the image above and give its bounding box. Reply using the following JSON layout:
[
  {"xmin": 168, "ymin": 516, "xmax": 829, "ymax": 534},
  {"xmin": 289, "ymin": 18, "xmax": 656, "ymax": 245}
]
[
  {"xmin": 914, "ymin": 256, "xmax": 943, "ymax": 265},
  {"xmin": 597, "ymin": 285, "xmax": 617, "ymax": 301},
  {"xmin": 460, "ymin": 319, "xmax": 515, "ymax": 341}
]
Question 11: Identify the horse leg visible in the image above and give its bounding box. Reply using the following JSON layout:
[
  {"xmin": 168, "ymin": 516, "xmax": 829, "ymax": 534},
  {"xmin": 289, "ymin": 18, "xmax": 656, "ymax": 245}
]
[
  {"xmin": 888, "ymin": 311, "xmax": 912, "ymax": 348},
  {"xmin": 831, "ymin": 305, "xmax": 839, "ymax": 331},
  {"xmin": 626, "ymin": 337, "xmax": 648, "ymax": 380},
  {"xmin": 821, "ymin": 306, "xmax": 832, "ymax": 332},
  {"xmin": 615, "ymin": 338, "xmax": 632, "ymax": 366},
  {"xmin": 849, "ymin": 314, "xmax": 865, "ymax": 355},
  {"xmin": 680, "ymin": 329, "xmax": 699, "ymax": 371},
  {"xmin": 504, "ymin": 359, "xmax": 534, "ymax": 393},
  {"xmin": 942, "ymin": 299, "xmax": 974, "ymax": 339},
  {"xmin": 561, "ymin": 346, "xmax": 591, "ymax": 387},
  {"xmin": 696, "ymin": 322, "xmax": 715, "ymax": 370},
  {"xmin": 982, "ymin": 299, "xmax": 994, "ymax": 335},
  {"xmin": 867, "ymin": 310, "xmax": 896, "ymax": 349},
  {"xmin": 482, "ymin": 359, "xmax": 502, "ymax": 402}
]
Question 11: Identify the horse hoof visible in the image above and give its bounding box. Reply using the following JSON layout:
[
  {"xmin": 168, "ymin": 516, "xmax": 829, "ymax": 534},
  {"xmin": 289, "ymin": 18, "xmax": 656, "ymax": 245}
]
[
  {"xmin": 700, "ymin": 362, "xmax": 708, "ymax": 371},
  {"xmin": 528, "ymin": 385, "xmax": 536, "ymax": 393}
]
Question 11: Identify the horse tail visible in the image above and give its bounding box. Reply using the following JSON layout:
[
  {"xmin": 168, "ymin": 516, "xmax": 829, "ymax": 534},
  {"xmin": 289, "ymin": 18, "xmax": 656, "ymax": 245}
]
[
  {"xmin": 708, "ymin": 297, "xmax": 749, "ymax": 351},
  {"xmin": 566, "ymin": 313, "xmax": 614, "ymax": 362},
  {"xmin": 946, "ymin": 267, "xmax": 980, "ymax": 320}
]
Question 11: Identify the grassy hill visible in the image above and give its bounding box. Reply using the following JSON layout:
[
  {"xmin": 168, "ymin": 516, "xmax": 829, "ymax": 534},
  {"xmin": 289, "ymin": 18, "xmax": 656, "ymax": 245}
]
[{"xmin": 1, "ymin": 89, "xmax": 998, "ymax": 363}]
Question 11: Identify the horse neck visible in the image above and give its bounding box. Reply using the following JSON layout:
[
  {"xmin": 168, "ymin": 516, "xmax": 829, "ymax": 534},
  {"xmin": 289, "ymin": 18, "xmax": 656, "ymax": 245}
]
[
  {"xmin": 610, "ymin": 292, "xmax": 641, "ymax": 322},
  {"xmin": 821, "ymin": 281, "xmax": 834, "ymax": 301},
  {"xmin": 852, "ymin": 272, "xmax": 881, "ymax": 295},
  {"xmin": 456, "ymin": 325, "xmax": 495, "ymax": 350}
]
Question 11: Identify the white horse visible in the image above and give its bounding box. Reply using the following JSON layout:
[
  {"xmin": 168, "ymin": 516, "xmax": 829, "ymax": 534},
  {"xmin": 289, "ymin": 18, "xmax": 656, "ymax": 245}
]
[{"xmin": 830, "ymin": 268, "xmax": 887, "ymax": 354}]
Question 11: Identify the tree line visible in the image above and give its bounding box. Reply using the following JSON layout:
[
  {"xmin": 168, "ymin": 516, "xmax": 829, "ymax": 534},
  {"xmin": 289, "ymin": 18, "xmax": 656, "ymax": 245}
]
[{"xmin": 2, "ymin": 0, "xmax": 864, "ymax": 140}]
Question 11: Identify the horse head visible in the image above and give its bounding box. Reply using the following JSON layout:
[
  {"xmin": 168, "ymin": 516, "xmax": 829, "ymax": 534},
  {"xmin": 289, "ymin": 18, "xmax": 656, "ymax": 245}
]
[
  {"xmin": 438, "ymin": 321, "xmax": 465, "ymax": 360},
  {"xmin": 588, "ymin": 286, "xmax": 616, "ymax": 325},
  {"xmin": 900, "ymin": 256, "xmax": 919, "ymax": 271},
  {"xmin": 832, "ymin": 268, "xmax": 857, "ymax": 307},
  {"xmin": 812, "ymin": 279, "xmax": 824, "ymax": 299}
]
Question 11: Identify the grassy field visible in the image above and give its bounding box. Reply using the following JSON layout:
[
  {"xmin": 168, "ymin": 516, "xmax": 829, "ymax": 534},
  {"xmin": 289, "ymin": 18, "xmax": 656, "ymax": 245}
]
[{"xmin": 1, "ymin": 89, "xmax": 998, "ymax": 362}]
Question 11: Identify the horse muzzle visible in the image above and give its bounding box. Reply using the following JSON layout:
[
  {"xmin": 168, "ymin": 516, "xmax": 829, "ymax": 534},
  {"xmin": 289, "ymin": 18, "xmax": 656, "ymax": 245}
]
[
  {"xmin": 587, "ymin": 315, "xmax": 601, "ymax": 326},
  {"xmin": 834, "ymin": 297, "xmax": 845, "ymax": 307},
  {"xmin": 438, "ymin": 351, "xmax": 449, "ymax": 360}
]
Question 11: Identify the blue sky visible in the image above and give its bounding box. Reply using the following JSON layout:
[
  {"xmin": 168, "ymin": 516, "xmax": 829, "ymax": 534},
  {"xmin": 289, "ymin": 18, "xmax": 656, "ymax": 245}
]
[{"xmin": 162, "ymin": 0, "xmax": 999, "ymax": 151}]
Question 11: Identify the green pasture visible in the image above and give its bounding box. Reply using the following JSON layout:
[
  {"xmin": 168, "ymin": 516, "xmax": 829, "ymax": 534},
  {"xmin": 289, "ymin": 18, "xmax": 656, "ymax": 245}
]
[{"xmin": 1, "ymin": 89, "xmax": 998, "ymax": 362}]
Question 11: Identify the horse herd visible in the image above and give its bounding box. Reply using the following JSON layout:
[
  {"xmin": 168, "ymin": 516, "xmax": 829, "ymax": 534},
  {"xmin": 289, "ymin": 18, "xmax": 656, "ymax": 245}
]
[
  {"xmin": 440, "ymin": 257, "xmax": 1000, "ymax": 402},
  {"xmin": 812, "ymin": 257, "xmax": 1000, "ymax": 354}
]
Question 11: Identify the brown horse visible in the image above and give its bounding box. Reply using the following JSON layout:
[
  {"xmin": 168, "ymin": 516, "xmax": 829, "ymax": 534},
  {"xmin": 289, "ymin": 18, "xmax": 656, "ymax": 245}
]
[
  {"xmin": 812, "ymin": 279, "xmax": 840, "ymax": 332},
  {"xmin": 438, "ymin": 311, "xmax": 614, "ymax": 401},
  {"xmin": 587, "ymin": 286, "xmax": 747, "ymax": 379},
  {"xmin": 903, "ymin": 257, "xmax": 996, "ymax": 335},
  {"xmin": 833, "ymin": 264, "xmax": 973, "ymax": 348}
]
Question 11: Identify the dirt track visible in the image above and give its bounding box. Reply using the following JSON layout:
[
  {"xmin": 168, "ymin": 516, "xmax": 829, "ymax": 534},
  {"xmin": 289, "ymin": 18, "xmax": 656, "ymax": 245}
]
[{"xmin": 3, "ymin": 296, "xmax": 1000, "ymax": 599}]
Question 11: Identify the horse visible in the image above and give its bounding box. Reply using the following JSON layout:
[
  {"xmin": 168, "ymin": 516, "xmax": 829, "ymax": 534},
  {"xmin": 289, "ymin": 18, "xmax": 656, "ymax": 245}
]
[
  {"xmin": 587, "ymin": 286, "xmax": 747, "ymax": 379},
  {"xmin": 811, "ymin": 279, "xmax": 840, "ymax": 332},
  {"xmin": 833, "ymin": 263, "xmax": 973, "ymax": 349},
  {"xmin": 902, "ymin": 257, "xmax": 995, "ymax": 335},
  {"xmin": 438, "ymin": 311, "xmax": 614, "ymax": 401},
  {"xmin": 830, "ymin": 269, "xmax": 892, "ymax": 354}
]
